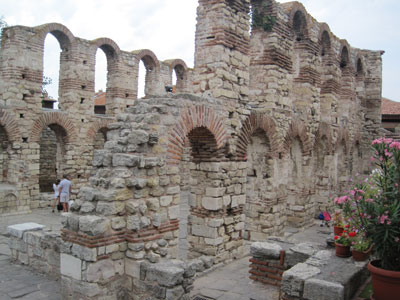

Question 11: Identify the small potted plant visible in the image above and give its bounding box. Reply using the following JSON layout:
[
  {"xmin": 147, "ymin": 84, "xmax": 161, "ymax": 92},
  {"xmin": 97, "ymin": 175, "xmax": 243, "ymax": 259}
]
[
  {"xmin": 334, "ymin": 231, "xmax": 352, "ymax": 257},
  {"xmin": 351, "ymin": 234, "xmax": 372, "ymax": 261},
  {"xmin": 331, "ymin": 210, "xmax": 345, "ymax": 235}
]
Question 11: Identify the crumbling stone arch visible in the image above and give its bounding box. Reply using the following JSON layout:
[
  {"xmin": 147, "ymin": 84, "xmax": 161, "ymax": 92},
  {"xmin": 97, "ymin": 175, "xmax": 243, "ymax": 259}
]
[
  {"xmin": 288, "ymin": 4, "xmax": 309, "ymax": 41},
  {"xmin": 0, "ymin": 110, "xmax": 21, "ymax": 142},
  {"xmin": 35, "ymin": 22, "xmax": 75, "ymax": 52},
  {"xmin": 318, "ymin": 24, "xmax": 332, "ymax": 57},
  {"xmin": 314, "ymin": 122, "xmax": 333, "ymax": 155},
  {"xmin": 236, "ymin": 113, "xmax": 279, "ymax": 159},
  {"xmin": 282, "ymin": 119, "xmax": 312, "ymax": 156},
  {"xmin": 91, "ymin": 38, "xmax": 121, "ymax": 62},
  {"xmin": 355, "ymin": 55, "xmax": 365, "ymax": 78},
  {"xmin": 30, "ymin": 112, "xmax": 76, "ymax": 143},
  {"xmin": 132, "ymin": 49, "xmax": 161, "ymax": 97},
  {"xmin": 163, "ymin": 59, "xmax": 188, "ymax": 93},
  {"xmin": 339, "ymin": 41, "xmax": 351, "ymax": 71},
  {"xmin": 166, "ymin": 106, "xmax": 228, "ymax": 165},
  {"xmin": 86, "ymin": 118, "xmax": 113, "ymax": 144}
]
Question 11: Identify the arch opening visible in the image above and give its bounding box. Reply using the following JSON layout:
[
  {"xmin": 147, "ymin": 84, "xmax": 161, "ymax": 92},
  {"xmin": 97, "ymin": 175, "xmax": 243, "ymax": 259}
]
[
  {"xmin": 42, "ymin": 33, "xmax": 61, "ymax": 109},
  {"xmin": 320, "ymin": 31, "xmax": 331, "ymax": 57},
  {"xmin": 94, "ymin": 48, "xmax": 107, "ymax": 114},
  {"xmin": 173, "ymin": 64, "xmax": 186, "ymax": 93},
  {"xmin": 0, "ymin": 125, "xmax": 10, "ymax": 183},
  {"xmin": 293, "ymin": 11, "xmax": 306, "ymax": 42},
  {"xmin": 39, "ymin": 124, "xmax": 67, "ymax": 193},
  {"xmin": 340, "ymin": 46, "xmax": 349, "ymax": 69}
]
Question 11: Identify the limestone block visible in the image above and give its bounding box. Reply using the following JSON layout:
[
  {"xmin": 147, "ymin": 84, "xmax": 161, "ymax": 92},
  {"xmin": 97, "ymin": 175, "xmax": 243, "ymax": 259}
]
[
  {"xmin": 168, "ymin": 205, "xmax": 179, "ymax": 220},
  {"xmin": 126, "ymin": 200, "xmax": 139, "ymax": 214},
  {"xmin": 202, "ymin": 197, "xmax": 222, "ymax": 211},
  {"xmin": 112, "ymin": 153, "xmax": 140, "ymax": 167},
  {"xmin": 8, "ymin": 223, "xmax": 45, "ymax": 238},
  {"xmin": 127, "ymin": 215, "xmax": 141, "ymax": 230},
  {"xmin": 223, "ymin": 195, "xmax": 231, "ymax": 206},
  {"xmin": 111, "ymin": 217, "xmax": 126, "ymax": 230},
  {"xmin": 282, "ymin": 263, "xmax": 321, "ymax": 297},
  {"xmin": 166, "ymin": 286, "xmax": 185, "ymax": 300},
  {"xmin": 145, "ymin": 261, "xmax": 184, "ymax": 287},
  {"xmin": 192, "ymin": 224, "xmax": 218, "ymax": 239},
  {"xmin": 8, "ymin": 238, "xmax": 27, "ymax": 253},
  {"xmin": 79, "ymin": 216, "xmax": 110, "ymax": 236},
  {"xmin": 80, "ymin": 187, "xmax": 96, "ymax": 202},
  {"xmin": 61, "ymin": 253, "xmax": 82, "ymax": 280},
  {"xmin": 250, "ymin": 242, "xmax": 282, "ymax": 259},
  {"xmin": 128, "ymin": 130, "xmax": 149, "ymax": 145},
  {"xmin": 286, "ymin": 242, "xmax": 318, "ymax": 268},
  {"xmin": 205, "ymin": 187, "xmax": 226, "ymax": 197},
  {"xmin": 80, "ymin": 202, "xmax": 96, "ymax": 213},
  {"xmin": 167, "ymin": 186, "xmax": 180, "ymax": 195},
  {"xmin": 71, "ymin": 244, "xmax": 97, "ymax": 262},
  {"xmin": 96, "ymin": 201, "xmax": 124, "ymax": 216},
  {"xmin": 204, "ymin": 237, "xmax": 224, "ymax": 246},
  {"xmin": 125, "ymin": 258, "xmax": 143, "ymax": 279},
  {"xmin": 23, "ymin": 231, "xmax": 42, "ymax": 247},
  {"xmin": 86, "ymin": 259, "xmax": 117, "ymax": 283},
  {"xmin": 232, "ymin": 195, "xmax": 245, "ymax": 205},
  {"xmin": 160, "ymin": 196, "xmax": 173, "ymax": 207},
  {"xmin": 304, "ymin": 279, "xmax": 344, "ymax": 300},
  {"xmin": 146, "ymin": 198, "xmax": 160, "ymax": 211}
]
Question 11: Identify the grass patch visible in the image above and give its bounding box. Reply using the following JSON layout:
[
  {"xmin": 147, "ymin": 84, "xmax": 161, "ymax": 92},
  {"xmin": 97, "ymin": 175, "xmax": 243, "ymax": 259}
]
[{"xmin": 359, "ymin": 282, "xmax": 373, "ymax": 298}]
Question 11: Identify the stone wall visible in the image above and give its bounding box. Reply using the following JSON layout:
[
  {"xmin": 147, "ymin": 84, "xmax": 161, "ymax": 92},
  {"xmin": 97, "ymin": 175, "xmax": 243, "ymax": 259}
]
[{"xmin": 0, "ymin": 0, "xmax": 384, "ymax": 298}]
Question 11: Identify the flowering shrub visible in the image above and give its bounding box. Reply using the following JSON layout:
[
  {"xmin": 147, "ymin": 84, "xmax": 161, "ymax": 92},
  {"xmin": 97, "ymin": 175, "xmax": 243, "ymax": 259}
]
[
  {"xmin": 334, "ymin": 231, "xmax": 352, "ymax": 246},
  {"xmin": 334, "ymin": 138, "xmax": 400, "ymax": 271}
]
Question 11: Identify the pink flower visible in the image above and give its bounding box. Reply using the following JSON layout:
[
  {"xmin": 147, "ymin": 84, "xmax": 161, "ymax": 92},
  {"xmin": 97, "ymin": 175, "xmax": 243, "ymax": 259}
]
[{"xmin": 370, "ymin": 156, "xmax": 375, "ymax": 162}]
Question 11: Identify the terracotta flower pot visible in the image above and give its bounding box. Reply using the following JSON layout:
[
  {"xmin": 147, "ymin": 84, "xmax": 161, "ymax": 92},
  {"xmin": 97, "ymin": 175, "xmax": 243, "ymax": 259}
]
[
  {"xmin": 352, "ymin": 247, "xmax": 371, "ymax": 262},
  {"xmin": 333, "ymin": 225, "xmax": 344, "ymax": 235},
  {"xmin": 368, "ymin": 260, "xmax": 400, "ymax": 300},
  {"xmin": 335, "ymin": 243, "xmax": 351, "ymax": 258}
]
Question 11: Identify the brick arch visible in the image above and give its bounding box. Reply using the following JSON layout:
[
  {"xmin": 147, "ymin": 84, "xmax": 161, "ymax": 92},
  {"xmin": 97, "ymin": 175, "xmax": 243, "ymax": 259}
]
[
  {"xmin": 132, "ymin": 49, "xmax": 161, "ymax": 71},
  {"xmin": 166, "ymin": 106, "xmax": 228, "ymax": 164},
  {"xmin": 91, "ymin": 37, "xmax": 121, "ymax": 61},
  {"xmin": 0, "ymin": 110, "xmax": 21, "ymax": 142},
  {"xmin": 286, "ymin": 2, "xmax": 309, "ymax": 41},
  {"xmin": 86, "ymin": 118, "xmax": 113, "ymax": 143},
  {"xmin": 282, "ymin": 119, "xmax": 312, "ymax": 155},
  {"xmin": 339, "ymin": 40, "xmax": 352, "ymax": 71},
  {"xmin": 30, "ymin": 112, "xmax": 76, "ymax": 143},
  {"xmin": 35, "ymin": 22, "xmax": 75, "ymax": 51},
  {"xmin": 318, "ymin": 23, "xmax": 332, "ymax": 56},
  {"xmin": 335, "ymin": 127, "xmax": 350, "ymax": 155},
  {"xmin": 236, "ymin": 113, "xmax": 279, "ymax": 159},
  {"xmin": 314, "ymin": 122, "xmax": 333, "ymax": 154},
  {"xmin": 355, "ymin": 54, "xmax": 365, "ymax": 78},
  {"xmin": 164, "ymin": 59, "xmax": 189, "ymax": 92}
]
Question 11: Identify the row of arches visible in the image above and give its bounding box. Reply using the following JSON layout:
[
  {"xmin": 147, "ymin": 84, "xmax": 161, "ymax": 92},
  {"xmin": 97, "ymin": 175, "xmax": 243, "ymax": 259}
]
[{"xmin": 4, "ymin": 23, "xmax": 189, "ymax": 115}]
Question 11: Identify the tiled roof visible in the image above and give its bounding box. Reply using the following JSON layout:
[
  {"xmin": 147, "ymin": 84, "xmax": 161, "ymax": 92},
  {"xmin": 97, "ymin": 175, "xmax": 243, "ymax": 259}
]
[
  {"xmin": 382, "ymin": 97, "xmax": 400, "ymax": 115},
  {"xmin": 94, "ymin": 91, "xmax": 106, "ymax": 106}
]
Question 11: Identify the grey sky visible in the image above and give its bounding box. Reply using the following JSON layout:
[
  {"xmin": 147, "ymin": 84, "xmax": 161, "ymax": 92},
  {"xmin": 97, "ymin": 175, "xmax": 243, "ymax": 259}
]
[{"xmin": 1, "ymin": 0, "xmax": 399, "ymax": 101}]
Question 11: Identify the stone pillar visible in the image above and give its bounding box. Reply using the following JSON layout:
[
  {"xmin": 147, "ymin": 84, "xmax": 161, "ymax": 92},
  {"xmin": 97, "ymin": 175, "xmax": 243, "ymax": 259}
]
[{"xmin": 193, "ymin": 0, "xmax": 251, "ymax": 104}]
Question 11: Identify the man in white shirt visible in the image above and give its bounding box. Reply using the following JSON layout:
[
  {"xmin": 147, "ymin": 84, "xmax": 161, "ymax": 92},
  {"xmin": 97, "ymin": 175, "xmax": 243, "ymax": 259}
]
[{"xmin": 58, "ymin": 174, "xmax": 72, "ymax": 212}]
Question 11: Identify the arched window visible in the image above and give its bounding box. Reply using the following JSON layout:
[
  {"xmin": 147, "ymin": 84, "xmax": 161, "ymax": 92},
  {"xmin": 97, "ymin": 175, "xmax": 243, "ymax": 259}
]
[
  {"xmin": 0, "ymin": 125, "xmax": 10, "ymax": 183},
  {"xmin": 293, "ymin": 11, "xmax": 306, "ymax": 42},
  {"xmin": 94, "ymin": 48, "xmax": 107, "ymax": 114},
  {"xmin": 138, "ymin": 60, "xmax": 146, "ymax": 98},
  {"xmin": 320, "ymin": 31, "xmax": 331, "ymax": 57},
  {"xmin": 43, "ymin": 34, "xmax": 61, "ymax": 109},
  {"xmin": 39, "ymin": 124, "xmax": 67, "ymax": 192},
  {"xmin": 356, "ymin": 58, "xmax": 363, "ymax": 77},
  {"xmin": 340, "ymin": 46, "xmax": 349, "ymax": 69}
]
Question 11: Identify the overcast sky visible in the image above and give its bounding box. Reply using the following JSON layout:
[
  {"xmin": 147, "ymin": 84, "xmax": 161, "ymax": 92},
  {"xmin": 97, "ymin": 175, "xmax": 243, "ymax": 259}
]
[{"xmin": 1, "ymin": 0, "xmax": 399, "ymax": 101}]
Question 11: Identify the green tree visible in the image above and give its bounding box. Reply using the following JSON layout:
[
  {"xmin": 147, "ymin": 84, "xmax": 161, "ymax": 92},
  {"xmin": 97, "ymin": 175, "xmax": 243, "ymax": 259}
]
[{"xmin": 0, "ymin": 16, "xmax": 8, "ymax": 49}]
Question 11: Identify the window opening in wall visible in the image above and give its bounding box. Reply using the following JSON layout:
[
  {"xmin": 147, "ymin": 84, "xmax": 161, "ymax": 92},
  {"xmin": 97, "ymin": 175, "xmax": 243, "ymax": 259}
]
[
  {"xmin": 293, "ymin": 11, "xmax": 306, "ymax": 42},
  {"xmin": 43, "ymin": 34, "xmax": 60, "ymax": 109},
  {"xmin": 0, "ymin": 126, "xmax": 10, "ymax": 183},
  {"xmin": 138, "ymin": 60, "xmax": 146, "ymax": 98},
  {"xmin": 340, "ymin": 47, "xmax": 349, "ymax": 69},
  {"xmin": 94, "ymin": 48, "xmax": 107, "ymax": 114},
  {"xmin": 321, "ymin": 31, "xmax": 331, "ymax": 57},
  {"xmin": 39, "ymin": 125, "xmax": 67, "ymax": 193},
  {"xmin": 93, "ymin": 128, "xmax": 108, "ymax": 150},
  {"xmin": 356, "ymin": 58, "xmax": 363, "ymax": 77}
]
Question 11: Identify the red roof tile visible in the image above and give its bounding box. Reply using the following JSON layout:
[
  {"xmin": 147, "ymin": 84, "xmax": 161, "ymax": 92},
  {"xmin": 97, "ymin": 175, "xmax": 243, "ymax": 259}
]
[
  {"xmin": 94, "ymin": 91, "xmax": 106, "ymax": 106},
  {"xmin": 382, "ymin": 98, "xmax": 400, "ymax": 115}
]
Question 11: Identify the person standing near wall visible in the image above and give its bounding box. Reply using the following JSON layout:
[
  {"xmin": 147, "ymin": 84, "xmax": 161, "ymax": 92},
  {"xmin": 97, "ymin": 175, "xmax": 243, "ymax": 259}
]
[
  {"xmin": 58, "ymin": 174, "xmax": 72, "ymax": 212},
  {"xmin": 51, "ymin": 179, "xmax": 61, "ymax": 212}
]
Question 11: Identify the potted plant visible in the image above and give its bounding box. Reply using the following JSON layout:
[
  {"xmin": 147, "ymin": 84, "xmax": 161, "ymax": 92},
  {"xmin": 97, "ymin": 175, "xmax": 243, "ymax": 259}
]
[
  {"xmin": 331, "ymin": 210, "xmax": 345, "ymax": 235},
  {"xmin": 334, "ymin": 138, "xmax": 400, "ymax": 300},
  {"xmin": 334, "ymin": 231, "xmax": 352, "ymax": 257},
  {"xmin": 351, "ymin": 234, "xmax": 372, "ymax": 262}
]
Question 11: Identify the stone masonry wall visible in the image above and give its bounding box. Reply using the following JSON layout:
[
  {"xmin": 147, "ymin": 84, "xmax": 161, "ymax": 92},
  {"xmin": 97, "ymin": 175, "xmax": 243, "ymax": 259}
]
[{"xmin": 0, "ymin": 0, "xmax": 384, "ymax": 298}]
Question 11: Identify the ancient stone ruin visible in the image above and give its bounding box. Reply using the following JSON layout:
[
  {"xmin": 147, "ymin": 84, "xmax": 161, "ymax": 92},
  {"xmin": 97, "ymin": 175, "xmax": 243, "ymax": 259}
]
[{"xmin": 0, "ymin": 0, "xmax": 383, "ymax": 299}]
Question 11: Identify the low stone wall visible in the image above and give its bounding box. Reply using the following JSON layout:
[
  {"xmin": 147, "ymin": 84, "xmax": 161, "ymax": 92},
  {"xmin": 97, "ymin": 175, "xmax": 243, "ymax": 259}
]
[
  {"xmin": 7, "ymin": 222, "xmax": 61, "ymax": 277},
  {"xmin": 249, "ymin": 240, "xmax": 369, "ymax": 300}
]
